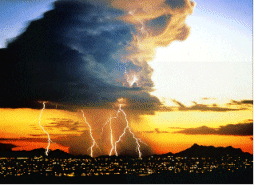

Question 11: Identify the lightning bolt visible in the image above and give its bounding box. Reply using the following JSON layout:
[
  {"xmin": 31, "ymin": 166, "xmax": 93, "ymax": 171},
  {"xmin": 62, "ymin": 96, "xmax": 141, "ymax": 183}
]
[
  {"xmin": 81, "ymin": 110, "xmax": 99, "ymax": 157},
  {"xmin": 109, "ymin": 116, "xmax": 114, "ymax": 156},
  {"xmin": 114, "ymin": 104, "xmax": 144, "ymax": 158},
  {"xmin": 101, "ymin": 103, "xmax": 146, "ymax": 158},
  {"xmin": 100, "ymin": 115, "xmax": 115, "ymax": 156},
  {"xmin": 38, "ymin": 101, "xmax": 52, "ymax": 156}
]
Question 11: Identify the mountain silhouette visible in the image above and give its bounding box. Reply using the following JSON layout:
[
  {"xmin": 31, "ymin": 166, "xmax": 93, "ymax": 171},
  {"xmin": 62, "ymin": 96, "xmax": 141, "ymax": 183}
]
[
  {"xmin": 0, "ymin": 143, "xmax": 16, "ymax": 152},
  {"xmin": 0, "ymin": 147, "xmax": 73, "ymax": 158},
  {"xmin": 174, "ymin": 143, "xmax": 251, "ymax": 157},
  {"xmin": 0, "ymin": 143, "xmax": 252, "ymax": 158}
]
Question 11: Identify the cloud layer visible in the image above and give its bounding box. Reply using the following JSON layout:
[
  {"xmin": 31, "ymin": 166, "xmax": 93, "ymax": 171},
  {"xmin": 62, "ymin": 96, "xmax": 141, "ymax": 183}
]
[
  {"xmin": 174, "ymin": 120, "xmax": 253, "ymax": 136},
  {"xmin": 171, "ymin": 99, "xmax": 249, "ymax": 112}
]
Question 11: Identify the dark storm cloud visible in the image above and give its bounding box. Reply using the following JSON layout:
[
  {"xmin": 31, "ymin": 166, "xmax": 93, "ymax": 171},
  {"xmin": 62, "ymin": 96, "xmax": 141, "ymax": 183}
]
[
  {"xmin": 175, "ymin": 121, "xmax": 253, "ymax": 136},
  {"xmin": 0, "ymin": 0, "xmax": 160, "ymax": 111},
  {"xmin": 171, "ymin": 99, "xmax": 245, "ymax": 112}
]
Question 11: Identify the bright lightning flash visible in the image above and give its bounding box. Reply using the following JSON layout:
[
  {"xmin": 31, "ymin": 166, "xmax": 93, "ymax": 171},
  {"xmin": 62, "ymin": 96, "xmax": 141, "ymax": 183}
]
[
  {"xmin": 38, "ymin": 101, "xmax": 52, "ymax": 156},
  {"xmin": 114, "ymin": 104, "xmax": 144, "ymax": 158},
  {"xmin": 102, "ymin": 98, "xmax": 146, "ymax": 158},
  {"xmin": 81, "ymin": 110, "xmax": 100, "ymax": 157},
  {"xmin": 124, "ymin": 68, "xmax": 139, "ymax": 88},
  {"xmin": 128, "ymin": 74, "xmax": 138, "ymax": 87},
  {"xmin": 109, "ymin": 116, "xmax": 114, "ymax": 156}
]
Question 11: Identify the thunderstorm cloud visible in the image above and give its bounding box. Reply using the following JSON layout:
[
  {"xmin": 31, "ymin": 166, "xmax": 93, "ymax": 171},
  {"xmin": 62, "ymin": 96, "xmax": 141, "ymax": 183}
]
[
  {"xmin": 0, "ymin": 0, "xmax": 195, "ymax": 157},
  {"xmin": 0, "ymin": 0, "xmax": 195, "ymax": 112}
]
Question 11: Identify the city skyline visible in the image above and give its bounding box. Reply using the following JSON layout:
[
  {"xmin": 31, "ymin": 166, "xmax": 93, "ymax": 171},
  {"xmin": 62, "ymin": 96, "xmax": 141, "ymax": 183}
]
[
  {"xmin": 0, "ymin": 0, "xmax": 253, "ymax": 157},
  {"xmin": 0, "ymin": 143, "xmax": 252, "ymax": 183}
]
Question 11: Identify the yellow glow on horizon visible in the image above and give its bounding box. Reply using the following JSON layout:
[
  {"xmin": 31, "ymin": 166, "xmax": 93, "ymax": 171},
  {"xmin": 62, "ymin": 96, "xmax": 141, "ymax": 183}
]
[
  {"xmin": 143, "ymin": 132, "xmax": 253, "ymax": 154},
  {"xmin": 1, "ymin": 107, "xmax": 252, "ymax": 155},
  {"xmin": 0, "ymin": 108, "xmax": 84, "ymax": 138},
  {"xmin": 139, "ymin": 110, "xmax": 252, "ymax": 129}
]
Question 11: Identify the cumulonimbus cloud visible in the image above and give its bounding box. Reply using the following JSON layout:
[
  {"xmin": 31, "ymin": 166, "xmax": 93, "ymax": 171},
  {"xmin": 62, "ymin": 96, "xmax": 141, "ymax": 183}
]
[{"xmin": 0, "ymin": 0, "xmax": 195, "ymax": 112}]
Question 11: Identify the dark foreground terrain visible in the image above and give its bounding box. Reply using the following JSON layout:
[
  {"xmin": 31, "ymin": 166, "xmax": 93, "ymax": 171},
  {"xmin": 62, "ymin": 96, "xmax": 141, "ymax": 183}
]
[
  {"xmin": 1, "ymin": 144, "xmax": 252, "ymax": 183},
  {"xmin": 1, "ymin": 169, "xmax": 252, "ymax": 184}
]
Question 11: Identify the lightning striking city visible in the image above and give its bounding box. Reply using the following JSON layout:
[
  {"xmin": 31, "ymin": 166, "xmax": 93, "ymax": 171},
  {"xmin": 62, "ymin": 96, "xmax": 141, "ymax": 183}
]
[
  {"xmin": 38, "ymin": 101, "xmax": 52, "ymax": 156},
  {"xmin": 36, "ymin": 7, "xmax": 150, "ymax": 158},
  {"xmin": 7, "ymin": 1, "xmax": 193, "ymax": 158}
]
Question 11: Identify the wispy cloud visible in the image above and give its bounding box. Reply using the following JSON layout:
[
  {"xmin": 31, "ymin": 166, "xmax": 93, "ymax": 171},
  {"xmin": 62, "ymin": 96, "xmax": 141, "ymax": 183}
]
[
  {"xmin": 201, "ymin": 97, "xmax": 216, "ymax": 100},
  {"xmin": 170, "ymin": 99, "xmax": 247, "ymax": 112},
  {"xmin": 228, "ymin": 99, "xmax": 253, "ymax": 105},
  {"xmin": 174, "ymin": 120, "xmax": 253, "ymax": 136},
  {"xmin": 142, "ymin": 128, "xmax": 169, "ymax": 134},
  {"xmin": 45, "ymin": 118, "xmax": 85, "ymax": 132}
]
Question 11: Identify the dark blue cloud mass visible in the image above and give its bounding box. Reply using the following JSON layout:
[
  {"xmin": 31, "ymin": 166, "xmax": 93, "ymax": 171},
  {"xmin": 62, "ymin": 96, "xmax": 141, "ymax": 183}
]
[
  {"xmin": 0, "ymin": 0, "xmax": 195, "ymax": 112},
  {"xmin": 0, "ymin": 0, "xmax": 160, "ymax": 110}
]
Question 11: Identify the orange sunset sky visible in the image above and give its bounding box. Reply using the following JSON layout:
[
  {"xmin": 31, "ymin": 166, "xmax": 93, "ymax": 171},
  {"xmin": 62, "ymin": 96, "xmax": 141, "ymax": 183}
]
[{"xmin": 0, "ymin": 99, "xmax": 252, "ymax": 155}]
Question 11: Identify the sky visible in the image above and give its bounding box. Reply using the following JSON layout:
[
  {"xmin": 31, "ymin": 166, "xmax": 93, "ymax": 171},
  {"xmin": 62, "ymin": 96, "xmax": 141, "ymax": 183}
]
[{"xmin": 0, "ymin": 0, "xmax": 253, "ymax": 156}]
